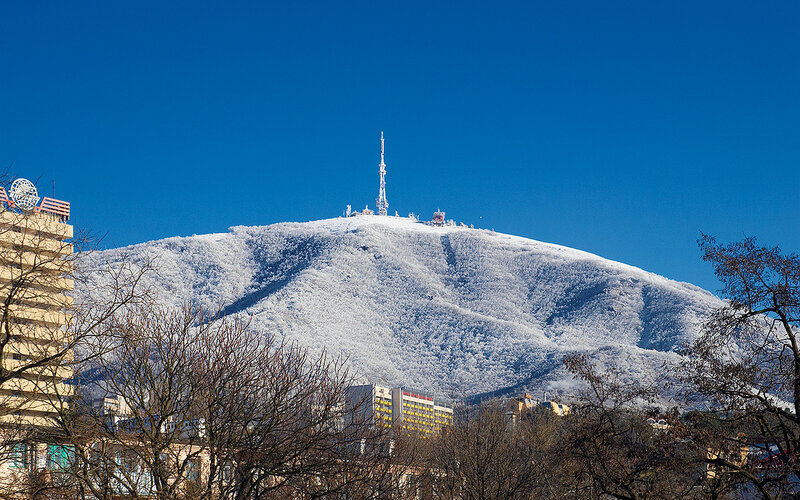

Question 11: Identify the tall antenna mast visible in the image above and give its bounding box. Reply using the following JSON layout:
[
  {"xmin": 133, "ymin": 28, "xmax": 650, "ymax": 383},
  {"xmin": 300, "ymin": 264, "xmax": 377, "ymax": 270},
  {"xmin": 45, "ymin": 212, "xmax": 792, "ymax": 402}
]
[{"xmin": 376, "ymin": 131, "xmax": 389, "ymax": 216}]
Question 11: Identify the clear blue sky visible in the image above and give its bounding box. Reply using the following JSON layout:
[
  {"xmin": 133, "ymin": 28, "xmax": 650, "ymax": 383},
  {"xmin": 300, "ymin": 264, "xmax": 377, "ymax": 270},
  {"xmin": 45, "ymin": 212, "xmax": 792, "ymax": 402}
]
[{"xmin": 1, "ymin": 2, "xmax": 798, "ymax": 294}]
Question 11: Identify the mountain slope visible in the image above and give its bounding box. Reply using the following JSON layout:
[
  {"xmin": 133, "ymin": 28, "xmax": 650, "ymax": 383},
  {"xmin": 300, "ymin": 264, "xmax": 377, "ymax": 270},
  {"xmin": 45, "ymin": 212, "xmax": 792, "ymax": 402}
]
[{"xmin": 78, "ymin": 216, "xmax": 721, "ymax": 398}]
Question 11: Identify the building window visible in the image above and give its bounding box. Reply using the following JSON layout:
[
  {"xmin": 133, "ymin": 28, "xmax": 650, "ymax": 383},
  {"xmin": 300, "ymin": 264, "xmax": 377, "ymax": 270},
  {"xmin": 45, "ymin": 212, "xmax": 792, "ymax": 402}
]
[
  {"xmin": 117, "ymin": 450, "xmax": 140, "ymax": 475},
  {"xmin": 221, "ymin": 462, "xmax": 233, "ymax": 483},
  {"xmin": 186, "ymin": 458, "xmax": 200, "ymax": 482},
  {"xmin": 10, "ymin": 443, "xmax": 27, "ymax": 469},
  {"xmin": 47, "ymin": 444, "xmax": 73, "ymax": 470}
]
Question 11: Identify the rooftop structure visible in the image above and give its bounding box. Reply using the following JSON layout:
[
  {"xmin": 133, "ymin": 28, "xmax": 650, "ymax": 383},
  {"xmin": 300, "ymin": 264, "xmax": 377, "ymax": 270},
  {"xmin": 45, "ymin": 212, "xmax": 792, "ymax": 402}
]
[{"xmin": 0, "ymin": 180, "xmax": 70, "ymax": 222}]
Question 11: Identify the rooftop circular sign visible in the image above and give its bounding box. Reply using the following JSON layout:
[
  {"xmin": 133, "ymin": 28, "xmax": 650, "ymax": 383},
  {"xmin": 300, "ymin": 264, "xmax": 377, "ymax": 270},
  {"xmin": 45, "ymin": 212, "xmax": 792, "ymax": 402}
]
[{"xmin": 9, "ymin": 178, "xmax": 40, "ymax": 211}]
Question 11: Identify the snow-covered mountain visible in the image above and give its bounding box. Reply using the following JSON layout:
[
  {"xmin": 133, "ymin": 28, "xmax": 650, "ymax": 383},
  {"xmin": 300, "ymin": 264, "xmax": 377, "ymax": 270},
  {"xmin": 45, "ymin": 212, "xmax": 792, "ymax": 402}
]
[{"xmin": 78, "ymin": 216, "xmax": 721, "ymax": 400}]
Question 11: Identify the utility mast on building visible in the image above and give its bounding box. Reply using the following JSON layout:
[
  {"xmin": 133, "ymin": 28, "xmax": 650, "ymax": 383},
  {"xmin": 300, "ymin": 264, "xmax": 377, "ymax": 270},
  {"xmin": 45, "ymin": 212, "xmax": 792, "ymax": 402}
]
[{"xmin": 376, "ymin": 131, "xmax": 388, "ymax": 216}]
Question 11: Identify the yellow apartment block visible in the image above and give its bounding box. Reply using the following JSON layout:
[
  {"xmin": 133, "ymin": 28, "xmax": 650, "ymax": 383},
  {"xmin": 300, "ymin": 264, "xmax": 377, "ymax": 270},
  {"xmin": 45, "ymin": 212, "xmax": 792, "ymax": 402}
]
[
  {"xmin": 392, "ymin": 387, "xmax": 453, "ymax": 436},
  {"xmin": 0, "ymin": 182, "xmax": 73, "ymax": 429},
  {"xmin": 346, "ymin": 384, "xmax": 453, "ymax": 437}
]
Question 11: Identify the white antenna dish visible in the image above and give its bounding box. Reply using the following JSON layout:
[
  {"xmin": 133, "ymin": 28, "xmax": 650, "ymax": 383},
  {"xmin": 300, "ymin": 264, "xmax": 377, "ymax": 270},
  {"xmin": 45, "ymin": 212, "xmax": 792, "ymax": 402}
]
[{"xmin": 9, "ymin": 178, "xmax": 39, "ymax": 211}]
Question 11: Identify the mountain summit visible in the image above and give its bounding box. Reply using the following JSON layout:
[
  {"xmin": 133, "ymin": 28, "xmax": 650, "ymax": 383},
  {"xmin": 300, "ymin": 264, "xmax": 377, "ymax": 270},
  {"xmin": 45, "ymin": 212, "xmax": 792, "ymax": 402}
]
[{"xmin": 80, "ymin": 216, "xmax": 720, "ymax": 398}]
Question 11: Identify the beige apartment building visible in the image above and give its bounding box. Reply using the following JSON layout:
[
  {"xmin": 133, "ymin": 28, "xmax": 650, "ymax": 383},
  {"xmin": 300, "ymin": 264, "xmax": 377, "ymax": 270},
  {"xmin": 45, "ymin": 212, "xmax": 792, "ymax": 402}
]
[{"xmin": 0, "ymin": 180, "xmax": 73, "ymax": 428}]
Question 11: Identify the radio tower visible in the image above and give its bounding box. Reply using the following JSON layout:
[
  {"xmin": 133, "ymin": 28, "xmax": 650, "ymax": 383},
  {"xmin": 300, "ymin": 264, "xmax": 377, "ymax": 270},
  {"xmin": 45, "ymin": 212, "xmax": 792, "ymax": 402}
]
[{"xmin": 376, "ymin": 131, "xmax": 389, "ymax": 216}]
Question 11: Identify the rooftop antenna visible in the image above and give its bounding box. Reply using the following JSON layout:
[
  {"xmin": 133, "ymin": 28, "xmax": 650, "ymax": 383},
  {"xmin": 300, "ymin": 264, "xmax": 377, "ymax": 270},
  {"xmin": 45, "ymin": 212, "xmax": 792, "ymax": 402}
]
[{"xmin": 376, "ymin": 131, "xmax": 388, "ymax": 216}]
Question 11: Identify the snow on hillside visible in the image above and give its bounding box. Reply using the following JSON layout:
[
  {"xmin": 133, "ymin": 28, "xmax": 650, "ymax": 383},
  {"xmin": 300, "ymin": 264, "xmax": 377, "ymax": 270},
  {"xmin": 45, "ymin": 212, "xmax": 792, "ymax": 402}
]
[{"xmin": 77, "ymin": 216, "xmax": 722, "ymax": 399}]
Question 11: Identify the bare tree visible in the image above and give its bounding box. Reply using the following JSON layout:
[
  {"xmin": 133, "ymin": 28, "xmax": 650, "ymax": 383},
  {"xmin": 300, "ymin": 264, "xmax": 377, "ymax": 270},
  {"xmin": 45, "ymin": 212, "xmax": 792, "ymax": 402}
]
[
  {"xmin": 190, "ymin": 308, "xmax": 401, "ymax": 500},
  {"xmin": 562, "ymin": 354, "xmax": 711, "ymax": 500},
  {"xmin": 62, "ymin": 306, "xmax": 210, "ymax": 499},
  {"xmin": 680, "ymin": 235, "xmax": 800, "ymax": 498},
  {"xmin": 423, "ymin": 401, "xmax": 544, "ymax": 500},
  {"xmin": 526, "ymin": 236, "xmax": 800, "ymax": 500},
  {"xmin": 54, "ymin": 303, "xmax": 407, "ymax": 499}
]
